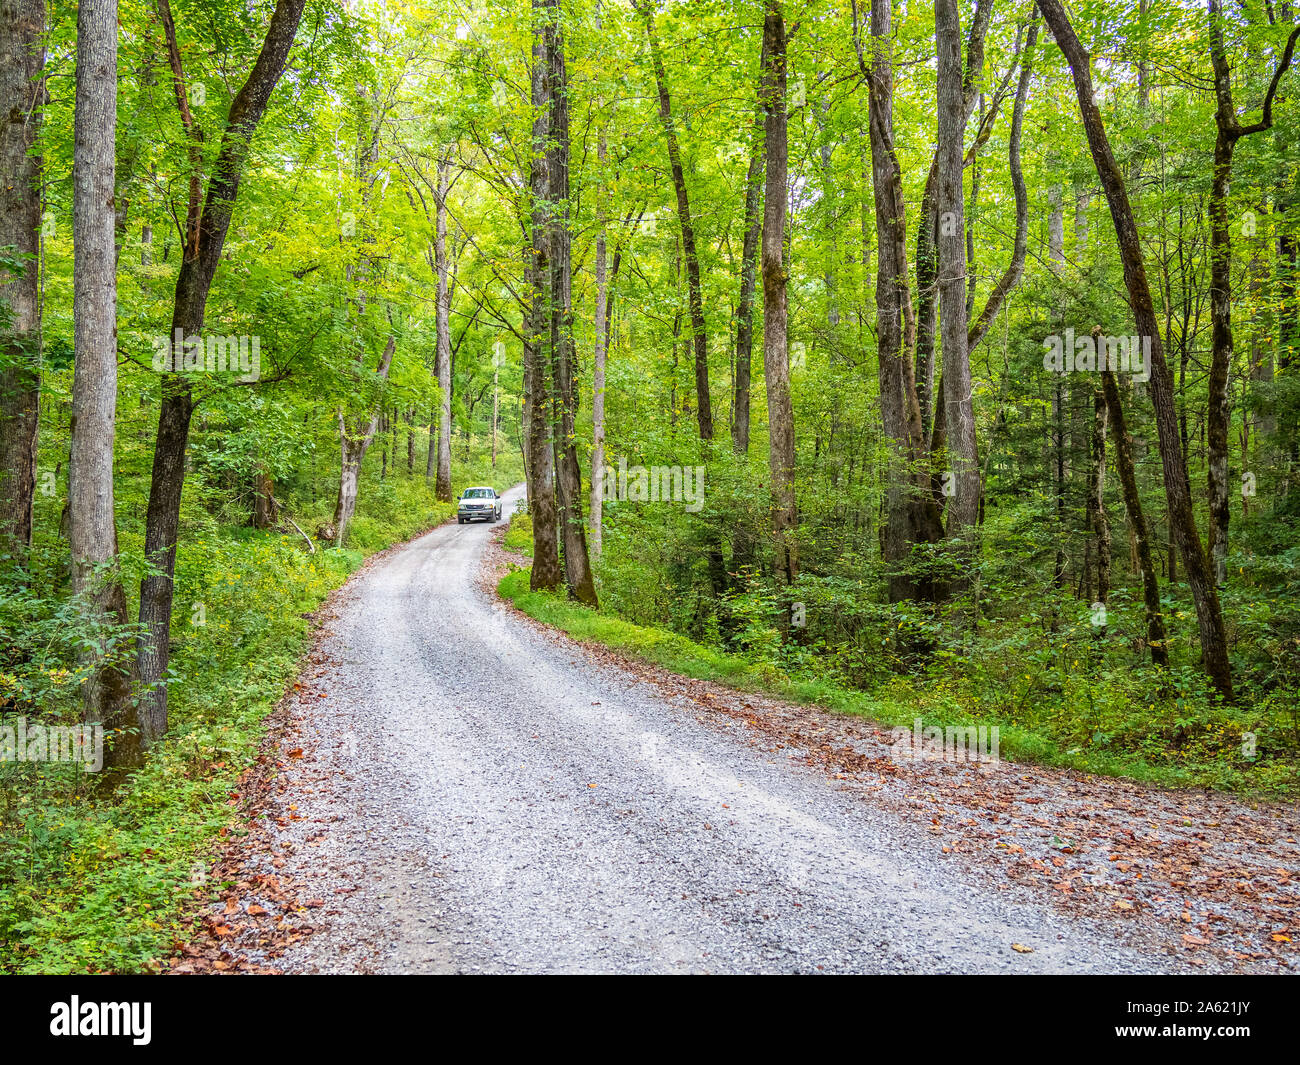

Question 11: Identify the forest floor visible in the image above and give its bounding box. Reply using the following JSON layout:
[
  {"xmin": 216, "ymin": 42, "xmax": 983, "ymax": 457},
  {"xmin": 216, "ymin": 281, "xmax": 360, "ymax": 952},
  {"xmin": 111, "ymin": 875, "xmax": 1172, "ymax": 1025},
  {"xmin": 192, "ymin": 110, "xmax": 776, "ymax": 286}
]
[{"xmin": 170, "ymin": 484, "xmax": 1299, "ymax": 974}]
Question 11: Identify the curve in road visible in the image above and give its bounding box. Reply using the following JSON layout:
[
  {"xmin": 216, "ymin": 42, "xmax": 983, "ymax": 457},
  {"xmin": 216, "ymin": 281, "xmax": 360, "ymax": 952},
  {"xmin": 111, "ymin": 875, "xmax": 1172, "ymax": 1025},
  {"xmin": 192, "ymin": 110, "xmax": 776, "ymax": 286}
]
[{"xmin": 265, "ymin": 484, "xmax": 1168, "ymax": 974}]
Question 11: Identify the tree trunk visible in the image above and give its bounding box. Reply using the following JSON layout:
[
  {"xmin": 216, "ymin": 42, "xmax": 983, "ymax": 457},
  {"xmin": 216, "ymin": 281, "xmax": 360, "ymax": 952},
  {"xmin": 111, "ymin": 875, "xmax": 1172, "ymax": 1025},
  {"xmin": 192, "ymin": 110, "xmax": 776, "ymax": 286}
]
[
  {"xmin": 935, "ymin": 0, "xmax": 978, "ymax": 537},
  {"xmin": 1101, "ymin": 367, "xmax": 1169, "ymax": 668},
  {"xmin": 406, "ymin": 406, "xmax": 414, "ymax": 473},
  {"xmin": 545, "ymin": 8, "xmax": 597, "ymax": 606},
  {"xmin": 1038, "ymin": 0, "xmax": 1233, "ymax": 701},
  {"xmin": 860, "ymin": 0, "xmax": 944, "ymax": 602},
  {"xmin": 1205, "ymin": 3, "xmax": 1300, "ymax": 585},
  {"xmin": 251, "ymin": 465, "xmax": 278, "ymax": 528},
  {"xmin": 69, "ymin": 0, "xmax": 143, "ymax": 768},
  {"xmin": 968, "ymin": 21, "xmax": 1038, "ymax": 351},
  {"xmin": 591, "ymin": 138, "xmax": 609, "ymax": 556},
  {"xmin": 1052, "ymin": 381, "xmax": 1066, "ymax": 591},
  {"xmin": 138, "ymin": 0, "xmax": 308, "ymax": 738},
  {"xmin": 761, "ymin": 2, "xmax": 797, "ymax": 585},
  {"xmin": 426, "ymin": 402, "xmax": 437, "ymax": 480},
  {"xmin": 434, "ymin": 153, "xmax": 454, "ymax": 502},
  {"xmin": 0, "ymin": 0, "xmax": 45, "ymax": 551},
  {"xmin": 641, "ymin": 1, "xmax": 712, "ymax": 441},
  {"xmin": 912, "ymin": 0, "xmax": 993, "ymax": 442},
  {"xmin": 1090, "ymin": 385, "xmax": 1111, "ymax": 606},
  {"xmin": 733, "ymin": 32, "xmax": 768, "ymax": 456},
  {"xmin": 1048, "ymin": 178, "xmax": 1065, "ymax": 263},
  {"xmin": 525, "ymin": 0, "xmax": 562, "ymax": 592},
  {"xmin": 333, "ymin": 336, "xmax": 395, "ymax": 546}
]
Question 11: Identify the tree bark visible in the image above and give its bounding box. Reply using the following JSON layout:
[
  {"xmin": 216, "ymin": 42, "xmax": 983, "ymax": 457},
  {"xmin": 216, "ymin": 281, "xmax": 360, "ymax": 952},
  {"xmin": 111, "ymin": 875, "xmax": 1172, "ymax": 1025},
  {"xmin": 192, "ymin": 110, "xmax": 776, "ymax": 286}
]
[
  {"xmin": 1101, "ymin": 367, "xmax": 1168, "ymax": 667},
  {"xmin": 1038, "ymin": 0, "xmax": 1233, "ymax": 700},
  {"xmin": 0, "ymin": 0, "xmax": 45, "ymax": 551},
  {"xmin": 525, "ymin": 0, "xmax": 562, "ymax": 592},
  {"xmin": 761, "ymin": 2, "xmax": 797, "ymax": 585},
  {"xmin": 733, "ymin": 32, "xmax": 769, "ymax": 456},
  {"xmin": 545, "ymin": 7, "xmax": 597, "ymax": 606},
  {"xmin": 859, "ymin": 0, "xmax": 944, "ymax": 601},
  {"xmin": 251, "ymin": 465, "xmax": 278, "ymax": 528},
  {"xmin": 1090, "ymin": 384, "xmax": 1111, "ymax": 606},
  {"xmin": 427, "ymin": 402, "xmax": 437, "ymax": 481},
  {"xmin": 641, "ymin": 1, "xmax": 713, "ymax": 441},
  {"xmin": 936, "ymin": 0, "xmax": 979, "ymax": 537},
  {"xmin": 591, "ymin": 136, "xmax": 609, "ymax": 556},
  {"xmin": 913, "ymin": 0, "xmax": 993, "ymax": 441},
  {"xmin": 1205, "ymin": 2, "xmax": 1299, "ymax": 585},
  {"xmin": 968, "ymin": 20, "xmax": 1038, "ymax": 352},
  {"xmin": 434, "ymin": 153, "xmax": 454, "ymax": 502},
  {"xmin": 138, "ymin": 0, "xmax": 307, "ymax": 739},
  {"xmin": 333, "ymin": 336, "xmax": 395, "ymax": 546},
  {"xmin": 70, "ymin": 0, "xmax": 143, "ymax": 767}
]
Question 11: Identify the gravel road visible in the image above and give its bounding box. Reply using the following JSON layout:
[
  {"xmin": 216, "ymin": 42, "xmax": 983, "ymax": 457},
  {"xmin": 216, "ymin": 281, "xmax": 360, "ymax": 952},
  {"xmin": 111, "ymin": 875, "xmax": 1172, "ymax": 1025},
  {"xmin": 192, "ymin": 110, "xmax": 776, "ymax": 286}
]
[{"xmin": 226, "ymin": 482, "xmax": 1208, "ymax": 975}]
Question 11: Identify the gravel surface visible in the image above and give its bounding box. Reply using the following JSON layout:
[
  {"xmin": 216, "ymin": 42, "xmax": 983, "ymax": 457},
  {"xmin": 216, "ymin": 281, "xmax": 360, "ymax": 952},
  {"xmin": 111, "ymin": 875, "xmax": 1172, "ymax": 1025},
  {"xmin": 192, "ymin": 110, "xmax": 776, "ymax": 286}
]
[{"xmin": 177, "ymin": 483, "xmax": 1251, "ymax": 975}]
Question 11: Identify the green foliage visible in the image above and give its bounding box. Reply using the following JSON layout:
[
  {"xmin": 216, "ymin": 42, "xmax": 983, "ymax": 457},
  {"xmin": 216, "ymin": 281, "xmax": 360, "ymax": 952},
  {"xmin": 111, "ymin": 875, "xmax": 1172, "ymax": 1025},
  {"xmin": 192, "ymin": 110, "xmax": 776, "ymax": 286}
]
[
  {"xmin": 0, "ymin": 440, "xmax": 505, "ymax": 973},
  {"xmin": 10, "ymin": 0, "xmax": 1300, "ymax": 972},
  {"xmin": 503, "ymin": 511, "xmax": 533, "ymax": 554},
  {"xmin": 0, "ymin": 533, "xmax": 357, "ymax": 972},
  {"xmin": 502, "ymin": 559, "xmax": 1296, "ymax": 796}
]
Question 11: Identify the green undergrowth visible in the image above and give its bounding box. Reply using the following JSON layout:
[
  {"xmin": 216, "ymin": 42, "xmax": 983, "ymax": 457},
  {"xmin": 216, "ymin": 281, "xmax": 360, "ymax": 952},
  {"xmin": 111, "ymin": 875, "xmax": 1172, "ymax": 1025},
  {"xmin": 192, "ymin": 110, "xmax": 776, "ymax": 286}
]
[
  {"xmin": 502, "ymin": 511, "xmax": 533, "ymax": 555},
  {"xmin": 497, "ymin": 562, "xmax": 1295, "ymax": 800},
  {"xmin": 0, "ymin": 481, "xmax": 468, "ymax": 974}
]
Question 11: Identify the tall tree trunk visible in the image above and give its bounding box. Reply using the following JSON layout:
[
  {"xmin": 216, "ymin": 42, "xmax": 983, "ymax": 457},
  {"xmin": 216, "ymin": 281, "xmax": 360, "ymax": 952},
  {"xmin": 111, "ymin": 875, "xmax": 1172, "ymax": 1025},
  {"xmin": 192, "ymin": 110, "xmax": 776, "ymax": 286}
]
[
  {"xmin": 1207, "ymin": 124, "xmax": 1235, "ymax": 590},
  {"xmin": 69, "ymin": 0, "xmax": 143, "ymax": 768},
  {"xmin": 915, "ymin": 208, "xmax": 939, "ymax": 440},
  {"xmin": 404, "ymin": 406, "xmax": 413, "ymax": 473},
  {"xmin": 968, "ymin": 20, "xmax": 1038, "ymax": 351},
  {"xmin": 1052, "ymin": 380, "xmax": 1066, "ymax": 591},
  {"xmin": 761, "ymin": 1, "xmax": 797, "ymax": 585},
  {"xmin": 0, "ymin": 0, "xmax": 45, "ymax": 551},
  {"xmin": 1206, "ymin": 2, "xmax": 1300, "ymax": 585},
  {"xmin": 434, "ymin": 153, "xmax": 454, "ymax": 502},
  {"xmin": 1048, "ymin": 178, "xmax": 1065, "ymax": 263},
  {"xmin": 333, "ymin": 336, "xmax": 395, "ymax": 546},
  {"xmin": 1090, "ymin": 385, "xmax": 1111, "ymax": 606},
  {"xmin": 819, "ymin": 93, "xmax": 839, "ymax": 328},
  {"xmin": 591, "ymin": 137, "xmax": 609, "ymax": 555},
  {"xmin": 859, "ymin": 0, "xmax": 943, "ymax": 601},
  {"xmin": 1038, "ymin": 0, "xmax": 1233, "ymax": 701},
  {"xmin": 1047, "ymin": 126, "xmax": 1068, "ymax": 592},
  {"xmin": 426, "ymin": 402, "xmax": 437, "ymax": 481},
  {"xmin": 935, "ymin": 0, "xmax": 978, "ymax": 536},
  {"xmin": 545, "ymin": 7, "xmax": 597, "ymax": 606},
  {"xmin": 965, "ymin": 95, "xmax": 982, "ymax": 324},
  {"xmin": 641, "ymin": 1, "xmax": 712, "ymax": 440},
  {"xmin": 1074, "ymin": 178, "xmax": 1090, "ymax": 255},
  {"xmin": 138, "ymin": 0, "xmax": 308, "ymax": 739},
  {"xmin": 251, "ymin": 464, "xmax": 278, "ymax": 528},
  {"xmin": 525, "ymin": 0, "xmax": 562, "ymax": 592},
  {"xmin": 912, "ymin": 0, "xmax": 993, "ymax": 442},
  {"xmin": 1101, "ymin": 367, "xmax": 1169, "ymax": 668},
  {"xmin": 732, "ymin": 32, "xmax": 769, "ymax": 456}
]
